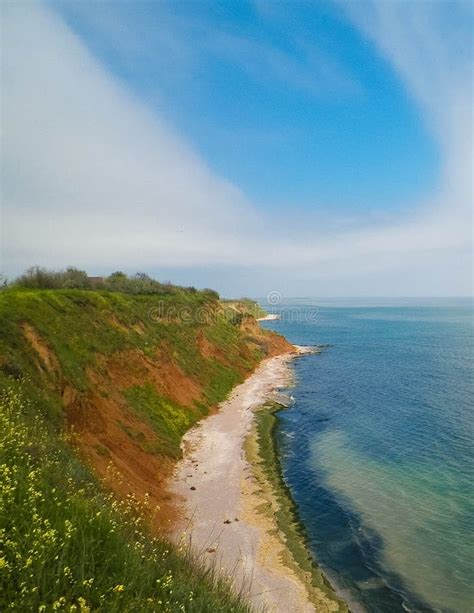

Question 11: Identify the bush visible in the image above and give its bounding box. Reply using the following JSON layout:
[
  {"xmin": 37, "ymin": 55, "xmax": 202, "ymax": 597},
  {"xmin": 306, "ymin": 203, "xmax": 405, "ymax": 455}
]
[
  {"xmin": 61, "ymin": 268, "xmax": 90, "ymax": 289},
  {"xmin": 14, "ymin": 267, "xmax": 90, "ymax": 290},
  {"xmin": 202, "ymin": 288, "xmax": 220, "ymax": 300},
  {"xmin": 15, "ymin": 267, "xmax": 62, "ymax": 289}
]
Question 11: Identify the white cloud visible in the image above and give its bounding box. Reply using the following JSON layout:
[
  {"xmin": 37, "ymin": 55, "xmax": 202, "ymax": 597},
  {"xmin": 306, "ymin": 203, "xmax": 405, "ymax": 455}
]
[
  {"xmin": 1, "ymin": 1, "xmax": 472, "ymax": 296},
  {"xmin": 2, "ymin": 3, "xmax": 261, "ymax": 269}
]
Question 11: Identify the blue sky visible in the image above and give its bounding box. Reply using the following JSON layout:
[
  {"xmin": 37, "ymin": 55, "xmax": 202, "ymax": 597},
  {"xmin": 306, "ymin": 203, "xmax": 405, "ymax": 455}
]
[
  {"xmin": 57, "ymin": 0, "xmax": 439, "ymax": 213},
  {"xmin": 2, "ymin": 1, "xmax": 473, "ymax": 296}
]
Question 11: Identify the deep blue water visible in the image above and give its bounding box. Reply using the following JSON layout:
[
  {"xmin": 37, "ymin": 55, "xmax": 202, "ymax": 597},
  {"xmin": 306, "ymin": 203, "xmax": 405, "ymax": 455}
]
[{"xmin": 261, "ymin": 299, "xmax": 473, "ymax": 613}]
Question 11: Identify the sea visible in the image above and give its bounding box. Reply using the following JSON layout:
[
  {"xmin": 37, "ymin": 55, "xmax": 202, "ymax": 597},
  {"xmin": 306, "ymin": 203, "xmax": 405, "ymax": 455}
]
[{"xmin": 260, "ymin": 298, "xmax": 473, "ymax": 613}]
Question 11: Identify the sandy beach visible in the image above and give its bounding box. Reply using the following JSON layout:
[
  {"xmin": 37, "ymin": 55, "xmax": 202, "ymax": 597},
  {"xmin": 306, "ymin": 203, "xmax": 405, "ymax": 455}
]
[
  {"xmin": 168, "ymin": 348, "xmax": 342, "ymax": 612},
  {"xmin": 256, "ymin": 313, "xmax": 280, "ymax": 321}
]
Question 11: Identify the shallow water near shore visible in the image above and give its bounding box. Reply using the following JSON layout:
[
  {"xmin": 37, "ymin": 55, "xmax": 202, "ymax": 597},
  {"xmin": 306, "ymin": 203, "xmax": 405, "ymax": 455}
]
[{"xmin": 260, "ymin": 298, "xmax": 473, "ymax": 613}]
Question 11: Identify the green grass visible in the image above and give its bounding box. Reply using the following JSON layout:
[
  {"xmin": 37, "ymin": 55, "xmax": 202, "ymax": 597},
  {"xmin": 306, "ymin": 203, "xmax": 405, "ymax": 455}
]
[
  {"xmin": 0, "ymin": 288, "xmax": 217, "ymax": 392},
  {"xmin": 0, "ymin": 383, "xmax": 252, "ymax": 613},
  {"xmin": 123, "ymin": 385, "xmax": 196, "ymax": 458}
]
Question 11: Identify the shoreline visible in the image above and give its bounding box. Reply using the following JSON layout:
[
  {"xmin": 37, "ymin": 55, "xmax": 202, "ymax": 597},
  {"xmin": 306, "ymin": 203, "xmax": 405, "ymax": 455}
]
[
  {"xmin": 248, "ymin": 401, "xmax": 348, "ymax": 612},
  {"xmin": 256, "ymin": 313, "xmax": 280, "ymax": 321},
  {"xmin": 167, "ymin": 346, "xmax": 346, "ymax": 612}
]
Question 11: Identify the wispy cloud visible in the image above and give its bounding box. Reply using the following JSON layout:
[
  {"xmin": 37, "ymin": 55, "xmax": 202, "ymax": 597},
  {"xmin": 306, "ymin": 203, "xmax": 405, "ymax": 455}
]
[
  {"xmin": 1, "ymin": 1, "xmax": 472, "ymax": 295},
  {"xmin": 2, "ymin": 3, "xmax": 260, "ymax": 270},
  {"xmin": 200, "ymin": 30, "xmax": 360, "ymax": 99},
  {"xmin": 58, "ymin": 0, "xmax": 360, "ymax": 100},
  {"xmin": 341, "ymin": 0, "xmax": 473, "ymax": 204}
]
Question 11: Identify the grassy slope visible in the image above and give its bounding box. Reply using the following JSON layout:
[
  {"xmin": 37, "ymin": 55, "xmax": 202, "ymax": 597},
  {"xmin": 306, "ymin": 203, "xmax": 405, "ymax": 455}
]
[
  {"xmin": 0, "ymin": 385, "xmax": 253, "ymax": 612},
  {"xmin": 0, "ymin": 289, "xmax": 285, "ymax": 449},
  {"xmin": 0, "ymin": 290, "xmax": 256, "ymax": 411},
  {"xmin": 0, "ymin": 289, "xmax": 291, "ymax": 612}
]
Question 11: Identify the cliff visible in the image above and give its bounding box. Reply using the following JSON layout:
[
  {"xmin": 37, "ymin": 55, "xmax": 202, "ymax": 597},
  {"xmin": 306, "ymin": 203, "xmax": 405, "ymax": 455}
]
[{"xmin": 0, "ymin": 288, "xmax": 292, "ymax": 525}]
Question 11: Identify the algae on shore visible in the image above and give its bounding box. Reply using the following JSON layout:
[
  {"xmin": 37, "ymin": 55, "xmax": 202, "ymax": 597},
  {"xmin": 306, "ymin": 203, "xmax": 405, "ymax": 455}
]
[{"xmin": 244, "ymin": 400, "xmax": 348, "ymax": 612}]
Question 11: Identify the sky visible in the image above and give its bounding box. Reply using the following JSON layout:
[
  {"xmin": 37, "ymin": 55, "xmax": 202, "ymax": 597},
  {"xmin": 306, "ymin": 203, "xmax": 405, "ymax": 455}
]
[{"xmin": 1, "ymin": 0, "xmax": 473, "ymax": 297}]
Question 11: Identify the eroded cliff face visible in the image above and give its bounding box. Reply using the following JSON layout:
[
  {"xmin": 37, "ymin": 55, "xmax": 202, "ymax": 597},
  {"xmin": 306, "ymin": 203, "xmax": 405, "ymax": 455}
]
[{"xmin": 1, "ymin": 290, "xmax": 292, "ymax": 528}]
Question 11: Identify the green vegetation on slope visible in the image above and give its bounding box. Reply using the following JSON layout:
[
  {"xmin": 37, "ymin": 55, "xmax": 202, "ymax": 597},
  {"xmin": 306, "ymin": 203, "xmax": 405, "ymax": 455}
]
[
  {"xmin": 122, "ymin": 385, "xmax": 194, "ymax": 458},
  {"xmin": 0, "ymin": 288, "xmax": 266, "ymax": 438},
  {"xmin": 0, "ymin": 383, "xmax": 251, "ymax": 612},
  {"xmin": 0, "ymin": 285, "xmax": 288, "ymax": 611}
]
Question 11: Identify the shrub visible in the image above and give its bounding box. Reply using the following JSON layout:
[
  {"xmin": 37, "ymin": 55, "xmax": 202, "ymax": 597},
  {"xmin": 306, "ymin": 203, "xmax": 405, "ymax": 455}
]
[
  {"xmin": 15, "ymin": 266, "xmax": 62, "ymax": 289},
  {"xmin": 202, "ymin": 288, "xmax": 220, "ymax": 300},
  {"xmin": 14, "ymin": 267, "xmax": 91, "ymax": 290}
]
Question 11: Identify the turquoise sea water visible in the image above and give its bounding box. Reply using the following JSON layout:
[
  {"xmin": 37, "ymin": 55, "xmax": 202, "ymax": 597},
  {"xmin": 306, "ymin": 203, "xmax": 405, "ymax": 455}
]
[{"xmin": 261, "ymin": 299, "xmax": 473, "ymax": 613}]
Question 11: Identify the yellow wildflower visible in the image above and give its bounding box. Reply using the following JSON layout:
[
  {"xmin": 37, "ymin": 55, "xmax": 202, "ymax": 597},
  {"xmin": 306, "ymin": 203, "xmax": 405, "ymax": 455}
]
[
  {"xmin": 77, "ymin": 597, "xmax": 90, "ymax": 613},
  {"xmin": 52, "ymin": 596, "xmax": 66, "ymax": 610}
]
